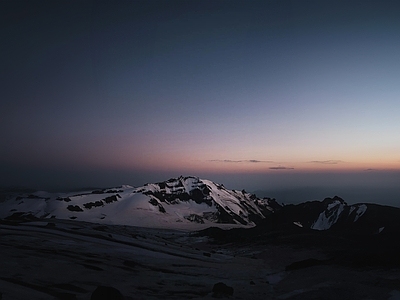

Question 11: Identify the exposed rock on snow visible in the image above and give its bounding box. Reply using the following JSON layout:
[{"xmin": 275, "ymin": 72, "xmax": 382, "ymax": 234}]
[
  {"xmin": 212, "ymin": 282, "xmax": 234, "ymax": 298},
  {"xmin": 67, "ymin": 205, "xmax": 83, "ymax": 212}
]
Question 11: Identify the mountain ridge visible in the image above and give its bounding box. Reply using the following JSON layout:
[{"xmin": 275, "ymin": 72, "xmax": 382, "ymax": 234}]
[
  {"xmin": 1, "ymin": 176, "xmax": 398, "ymax": 234},
  {"xmin": 0, "ymin": 176, "xmax": 280, "ymax": 229}
]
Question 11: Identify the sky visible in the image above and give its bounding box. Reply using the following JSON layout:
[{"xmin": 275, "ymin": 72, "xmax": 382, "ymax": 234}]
[{"xmin": 1, "ymin": 1, "xmax": 400, "ymax": 204}]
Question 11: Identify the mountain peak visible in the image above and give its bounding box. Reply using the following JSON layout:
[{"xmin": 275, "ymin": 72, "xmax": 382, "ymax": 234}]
[
  {"xmin": 323, "ymin": 196, "xmax": 346, "ymax": 205},
  {"xmin": 134, "ymin": 176, "xmax": 280, "ymax": 226}
]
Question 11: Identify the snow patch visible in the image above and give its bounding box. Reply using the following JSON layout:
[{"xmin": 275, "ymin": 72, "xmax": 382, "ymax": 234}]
[
  {"xmin": 311, "ymin": 200, "xmax": 345, "ymax": 230},
  {"xmin": 353, "ymin": 204, "xmax": 367, "ymax": 222},
  {"xmin": 293, "ymin": 221, "xmax": 303, "ymax": 228}
]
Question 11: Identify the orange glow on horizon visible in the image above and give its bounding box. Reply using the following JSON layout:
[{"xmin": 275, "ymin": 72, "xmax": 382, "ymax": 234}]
[{"xmin": 111, "ymin": 156, "xmax": 400, "ymax": 175}]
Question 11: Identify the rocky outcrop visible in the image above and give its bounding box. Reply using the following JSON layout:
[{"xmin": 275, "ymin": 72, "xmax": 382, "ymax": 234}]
[
  {"xmin": 91, "ymin": 286, "xmax": 124, "ymax": 300},
  {"xmin": 212, "ymin": 282, "xmax": 234, "ymax": 298}
]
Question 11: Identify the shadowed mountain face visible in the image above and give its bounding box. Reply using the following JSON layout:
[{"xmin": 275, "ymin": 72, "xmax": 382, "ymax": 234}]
[
  {"xmin": 201, "ymin": 195, "xmax": 400, "ymax": 238},
  {"xmin": 256, "ymin": 196, "xmax": 400, "ymax": 235},
  {"xmin": 200, "ymin": 196, "xmax": 400, "ymax": 269}
]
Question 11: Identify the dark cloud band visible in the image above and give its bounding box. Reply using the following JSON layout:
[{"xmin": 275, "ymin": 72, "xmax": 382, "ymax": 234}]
[{"xmin": 269, "ymin": 166, "xmax": 294, "ymax": 170}]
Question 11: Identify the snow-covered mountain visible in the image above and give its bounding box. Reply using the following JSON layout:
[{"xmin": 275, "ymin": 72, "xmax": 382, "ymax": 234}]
[
  {"xmin": 0, "ymin": 176, "xmax": 280, "ymax": 229},
  {"xmin": 3, "ymin": 176, "xmax": 393, "ymax": 234},
  {"xmin": 282, "ymin": 196, "xmax": 369, "ymax": 231}
]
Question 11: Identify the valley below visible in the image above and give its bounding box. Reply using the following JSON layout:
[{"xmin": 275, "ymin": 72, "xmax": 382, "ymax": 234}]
[{"xmin": 1, "ymin": 217, "xmax": 400, "ymax": 300}]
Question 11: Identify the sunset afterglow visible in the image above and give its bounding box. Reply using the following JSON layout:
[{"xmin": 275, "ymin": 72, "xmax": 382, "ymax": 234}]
[{"xmin": 1, "ymin": 1, "xmax": 400, "ymax": 205}]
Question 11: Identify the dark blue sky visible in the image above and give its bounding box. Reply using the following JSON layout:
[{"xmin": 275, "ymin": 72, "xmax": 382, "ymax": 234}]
[{"xmin": 1, "ymin": 1, "xmax": 400, "ymax": 205}]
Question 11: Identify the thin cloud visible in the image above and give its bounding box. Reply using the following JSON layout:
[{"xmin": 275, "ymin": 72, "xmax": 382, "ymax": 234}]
[
  {"xmin": 209, "ymin": 160, "xmax": 241, "ymax": 163},
  {"xmin": 209, "ymin": 159, "xmax": 274, "ymax": 163},
  {"xmin": 309, "ymin": 160, "xmax": 344, "ymax": 165},
  {"xmin": 269, "ymin": 166, "xmax": 294, "ymax": 170}
]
